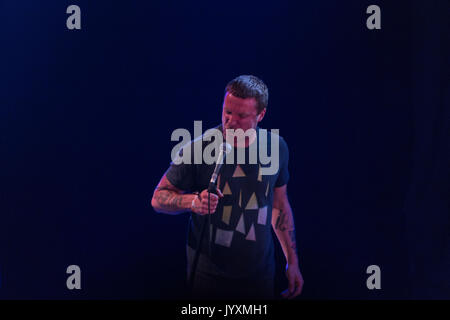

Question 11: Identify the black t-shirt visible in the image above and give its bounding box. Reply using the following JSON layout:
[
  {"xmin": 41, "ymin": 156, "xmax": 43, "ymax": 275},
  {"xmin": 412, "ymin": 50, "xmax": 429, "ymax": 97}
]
[{"xmin": 165, "ymin": 125, "xmax": 289, "ymax": 279}]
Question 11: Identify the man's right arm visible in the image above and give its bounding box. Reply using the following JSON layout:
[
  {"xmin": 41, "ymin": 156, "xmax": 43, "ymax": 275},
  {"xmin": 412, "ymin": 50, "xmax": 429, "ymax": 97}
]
[{"xmin": 151, "ymin": 174, "xmax": 222, "ymax": 215}]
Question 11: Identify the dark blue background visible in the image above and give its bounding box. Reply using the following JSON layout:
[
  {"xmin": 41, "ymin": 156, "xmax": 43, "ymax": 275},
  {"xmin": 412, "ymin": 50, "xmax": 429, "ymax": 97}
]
[{"xmin": 1, "ymin": 0, "xmax": 449, "ymax": 299}]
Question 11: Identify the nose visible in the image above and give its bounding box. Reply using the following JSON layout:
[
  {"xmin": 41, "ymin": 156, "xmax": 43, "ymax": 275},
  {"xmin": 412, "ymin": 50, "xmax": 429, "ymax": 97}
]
[{"xmin": 226, "ymin": 114, "xmax": 238, "ymax": 128}]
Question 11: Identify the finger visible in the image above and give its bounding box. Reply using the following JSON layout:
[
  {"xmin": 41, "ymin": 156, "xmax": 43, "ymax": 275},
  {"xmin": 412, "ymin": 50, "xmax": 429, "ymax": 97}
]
[
  {"xmin": 205, "ymin": 195, "xmax": 219, "ymax": 202},
  {"xmin": 209, "ymin": 193, "xmax": 219, "ymax": 201},
  {"xmin": 289, "ymin": 285, "xmax": 302, "ymax": 299},
  {"xmin": 201, "ymin": 201, "xmax": 218, "ymax": 209},
  {"xmin": 199, "ymin": 209, "xmax": 213, "ymax": 215},
  {"xmin": 199, "ymin": 207, "xmax": 208, "ymax": 214},
  {"xmin": 288, "ymin": 278, "xmax": 295, "ymax": 295},
  {"xmin": 201, "ymin": 196, "xmax": 218, "ymax": 204},
  {"xmin": 200, "ymin": 190, "xmax": 209, "ymax": 198},
  {"xmin": 202, "ymin": 194, "xmax": 218, "ymax": 201},
  {"xmin": 216, "ymin": 188, "xmax": 224, "ymax": 198},
  {"xmin": 199, "ymin": 190, "xmax": 212, "ymax": 200},
  {"xmin": 200, "ymin": 205, "xmax": 217, "ymax": 214},
  {"xmin": 281, "ymin": 289, "xmax": 289, "ymax": 299},
  {"xmin": 291, "ymin": 277, "xmax": 304, "ymax": 298},
  {"xmin": 298, "ymin": 279, "xmax": 304, "ymax": 294},
  {"xmin": 202, "ymin": 197, "xmax": 219, "ymax": 205},
  {"xmin": 201, "ymin": 200, "xmax": 218, "ymax": 207}
]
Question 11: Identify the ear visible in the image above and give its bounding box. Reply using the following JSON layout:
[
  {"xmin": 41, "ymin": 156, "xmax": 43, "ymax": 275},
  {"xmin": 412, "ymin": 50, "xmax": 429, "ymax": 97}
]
[{"xmin": 257, "ymin": 108, "xmax": 266, "ymax": 122}]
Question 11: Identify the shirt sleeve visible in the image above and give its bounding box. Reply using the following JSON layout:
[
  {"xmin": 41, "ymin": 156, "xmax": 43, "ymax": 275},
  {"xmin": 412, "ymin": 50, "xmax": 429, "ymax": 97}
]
[
  {"xmin": 275, "ymin": 136, "xmax": 290, "ymax": 187},
  {"xmin": 165, "ymin": 143, "xmax": 196, "ymax": 192}
]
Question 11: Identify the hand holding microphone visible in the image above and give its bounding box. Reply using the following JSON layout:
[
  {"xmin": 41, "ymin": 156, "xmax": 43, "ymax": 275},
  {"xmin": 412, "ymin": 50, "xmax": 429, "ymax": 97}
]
[
  {"xmin": 191, "ymin": 142, "xmax": 231, "ymax": 215},
  {"xmin": 208, "ymin": 142, "xmax": 232, "ymax": 192},
  {"xmin": 191, "ymin": 188, "xmax": 224, "ymax": 215}
]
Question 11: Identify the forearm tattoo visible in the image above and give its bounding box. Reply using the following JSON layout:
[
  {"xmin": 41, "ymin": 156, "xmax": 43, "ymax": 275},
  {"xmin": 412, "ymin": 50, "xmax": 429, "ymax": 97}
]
[
  {"xmin": 275, "ymin": 209, "xmax": 288, "ymax": 231},
  {"xmin": 154, "ymin": 187, "xmax": 184, "ymax": 210},
  {"xmin": 275, "ymin": 209, "xmax": 297, "ymax": 251}
]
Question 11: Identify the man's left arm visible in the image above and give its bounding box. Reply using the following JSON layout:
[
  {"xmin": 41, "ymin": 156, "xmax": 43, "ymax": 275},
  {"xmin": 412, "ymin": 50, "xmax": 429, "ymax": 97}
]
[{"xmin": 271, "ymin": 184, "xmax": 304, "ymax": 299}]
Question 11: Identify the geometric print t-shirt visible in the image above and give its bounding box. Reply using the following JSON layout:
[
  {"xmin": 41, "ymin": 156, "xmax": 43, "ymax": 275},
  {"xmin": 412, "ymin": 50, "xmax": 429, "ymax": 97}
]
[{"xmin": 165, "ymin": 125, "xmax": 290, "ymax": 279}]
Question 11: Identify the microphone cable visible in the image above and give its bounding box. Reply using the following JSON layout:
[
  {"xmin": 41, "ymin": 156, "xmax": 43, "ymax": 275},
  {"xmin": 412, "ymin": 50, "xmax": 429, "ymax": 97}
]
[{"xmin": 187, "ymin": 142, "xmax": 230, "ymax": 295}]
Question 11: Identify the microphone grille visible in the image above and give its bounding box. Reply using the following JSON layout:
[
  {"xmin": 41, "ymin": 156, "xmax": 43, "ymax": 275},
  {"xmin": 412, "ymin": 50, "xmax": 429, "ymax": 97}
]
[{"xmin": 220, "ymin": 142, "xmax": 232, "ymax": 154}]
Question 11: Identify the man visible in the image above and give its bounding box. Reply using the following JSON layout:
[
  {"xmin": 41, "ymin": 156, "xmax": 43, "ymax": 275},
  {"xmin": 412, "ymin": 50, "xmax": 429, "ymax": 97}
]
[{"xmin": 151, "ymin": 75, "xmax": 303, "ymax": 299}]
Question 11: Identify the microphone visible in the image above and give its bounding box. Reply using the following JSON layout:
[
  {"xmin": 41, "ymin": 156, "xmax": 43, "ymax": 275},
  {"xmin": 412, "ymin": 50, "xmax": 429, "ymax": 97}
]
[{"xmin": 208, "ymin": 142, "xmax": 232, "ymax": 193}]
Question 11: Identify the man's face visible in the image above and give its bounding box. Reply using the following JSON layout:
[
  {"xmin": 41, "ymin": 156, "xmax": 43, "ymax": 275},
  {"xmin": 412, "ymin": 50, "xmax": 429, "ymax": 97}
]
[{"xmin": 222, "ymin": 92, "xmax": 266, "ymax": 138}]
